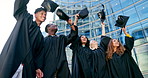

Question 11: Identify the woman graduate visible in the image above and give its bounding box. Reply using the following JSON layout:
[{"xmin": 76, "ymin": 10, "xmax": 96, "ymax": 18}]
[
  {"xmin": 104, "ymin": 27, "xmax": 144, "ymax": 78},
  {"xmin": 90, "ymin": 23, "xmax": 111, "ymax": 78},
  {"xmin": 70, "ymin": 15, "xmax": 93, "ymax": 78},
  {"xmin": 97, "ymin": 15, "xmax": 144, "ymax": 78},
  {"xmin": 70, "ymin": 35, "xmax": 93, "ymax": 78}
]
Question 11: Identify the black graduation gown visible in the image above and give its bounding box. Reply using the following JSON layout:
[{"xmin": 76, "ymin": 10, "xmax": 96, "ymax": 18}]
[
  {"xmin": 92, "ymin": 36, "xmax": 111, "ymax": 78},
  {"xmin": 70, "ymin": 37, "xmax": 93, "ymax": 78},
  {"xmin": 40, "ymin": 26, "xmax": 78, "ymax": 78},
  {"xmin": 0, "ymin": 0, "xmax": 44, "ymax": 78},
  {"xmin": 104, "ymin": 36, "xmax": 144, "ymax": 78},
  {"xmin": 92, "ymin": 48, "xmax": 108, "ymax": 78}
]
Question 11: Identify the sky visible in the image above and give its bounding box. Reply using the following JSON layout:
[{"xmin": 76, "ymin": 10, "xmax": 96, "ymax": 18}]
[{"xmin": 0, "ymin": 0, "xmax": 55, "ymax": 53}]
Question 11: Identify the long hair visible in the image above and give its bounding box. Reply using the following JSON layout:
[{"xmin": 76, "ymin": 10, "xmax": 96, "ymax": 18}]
[
  {"xmin": 79, "ymin": 35, "xmax": 90, "ymax": 48},
  {"xmin": 106, "ymin": 39, "xmax": 126, "ymax": 60}
]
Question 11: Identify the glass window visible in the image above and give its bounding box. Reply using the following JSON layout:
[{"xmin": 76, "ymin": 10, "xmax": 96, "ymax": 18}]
[
  {"xmin": 133, "ymin": 0, "xmax": 140, "ymax": 3},
  {"xmin": 145, "ymin": 28, "xmax": 148, "ymax": 37},
  {"xmin": 132, "ymin": 30, "xmax": 144, "ymax": 40},
  {"xmin": 109, "ymin": 0, "xmax": 122, "ymax": 12},
  {"xmin": 105, "ymin": 26, "xmax": 109, "ymax": 33},
  {"xmin": 66, "ymin": 24, "xmax": 70, "ymax": 29},
  {"xmin": 136, "ymin": 1, "xmax": 148, "ymax": 20},
  {"xmin": 124, "ymin": 7, "xmax": 139, "ymax": 25},
  {"xmin": 107, "ymin": 15, "xmax": 116, "ymax": 31},
  {"xmin": 91, "ymin": 29, "xmax": 96, "ymax": 37},
  {"xmin": 97, "ymin": 28, "xmax": 102, "ymax": 36},
  {"xmin": 79, "ymin": 30, "xmax": 90, "ymax": 38},
  {"xmin": 119, "ymin": 36, "xmax": 124, "ymax": 44},
  {"xmin": 105, "ymin": 3, "xmax": 112, "ymax": 15},
  {"xmin": 66, "ymin": 31, "xmax": 70, "ymax": 35},
  {"xmin": 91, "ymin": 1, "xmax": 99, "ymax": 7},
  {"xmin": 142, "ymin": 20, "xmax": 148, "ymax": 37},
  {"xmin": 120, "ymin": 0, "xmax": 133, "ymax": 8},
  {"xmin": 85, "ymin": 30, "xmax": 90, "ymax": 38},
  {"xmin": 127, "ymin": 23, "xmax": 141, "ymax": 35}
]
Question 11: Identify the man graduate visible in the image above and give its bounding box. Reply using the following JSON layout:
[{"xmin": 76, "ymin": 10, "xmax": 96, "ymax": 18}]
[
  {"xmin": 37, "ymin": 14, "xmax": 79, "ymax": 78},
  {"xmin": 0, "ymin": 0, "xmax": 48, "ymax": 78}
]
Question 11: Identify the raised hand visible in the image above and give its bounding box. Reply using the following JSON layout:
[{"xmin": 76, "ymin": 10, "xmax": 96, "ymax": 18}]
[
  {"xmin": 67, "ymin": 19, "xmax": 73, "ymax": 25},
  {"xmin": 74, "ymin": 14, "xmax": 79, "ymax": 26},
  {"xmin": 122, "ymin": 27, "xmax": 128, "ymax": 35}
]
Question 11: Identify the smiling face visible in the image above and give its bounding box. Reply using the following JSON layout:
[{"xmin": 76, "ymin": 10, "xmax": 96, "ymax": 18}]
[
  {"xmin": 112, "ymin": 39, "xmax": 119, "ymax": 47},
  {"xmin": 35, "ymin": 10, "xmax": 47, "ymax": 22},
  {"xmin": 80, "ymin": 35, "xmax": 88, "ymax": 44}
]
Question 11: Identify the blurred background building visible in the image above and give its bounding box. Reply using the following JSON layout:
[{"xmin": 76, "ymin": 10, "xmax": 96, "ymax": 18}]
[{"xmin": 43, "ymin": 0, "xmax": 148, "ymax": 77}]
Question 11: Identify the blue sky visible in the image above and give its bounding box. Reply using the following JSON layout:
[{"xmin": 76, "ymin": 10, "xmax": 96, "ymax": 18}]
[{"xmin": 0, "ymin": 0, "xmax": 55, "ymax": 53}]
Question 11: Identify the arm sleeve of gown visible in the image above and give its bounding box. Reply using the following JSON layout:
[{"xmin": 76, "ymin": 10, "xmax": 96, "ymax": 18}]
[
  {"xmin": 99, "ymin": 36, "xmax": 111, "ymax": 51},
  {"xmin": 13, "ymin": 0, "xmax": 29, "ymax": 20},
  {"xmin": 34, "ymin": 43, "xmax": 45, "ymax": 70},
  {"xmin": 124, "ymin": 36, "xmax": 134, "ymax": 52},
  {"xmin": 69, "ymin": 36, "xmax": 79, "ymax": 50},
  {"xmin": 65, "ymin": 26, "xmax": 78, "ymax": 46}
]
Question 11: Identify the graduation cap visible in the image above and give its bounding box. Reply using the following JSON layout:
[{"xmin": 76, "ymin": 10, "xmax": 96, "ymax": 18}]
[
  {"xmin": 41, "ymin": 0, "xmax": 59, "ymax": 12},
  {"xmin": 115, "ymin": 15, "xmax": 129, "ymax": 28},
  {"xmin": 56, "ymin": 9, "xmax": 70, "ymax": 21},
  {"xmin": 97, "ymin": 4, "xmax": 106, "ymax": 23},
  {"xmin": 78, "ymin": 8, "xmax": 89, "ymax": 19}
]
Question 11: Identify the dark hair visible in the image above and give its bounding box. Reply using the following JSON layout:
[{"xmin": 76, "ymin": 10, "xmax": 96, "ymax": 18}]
[
  {"xmin": 34, "ymin": 7, "xmax": 47, "ymax": 14},
  {"xmin": 45, "ymin": 24, "xmax": 50, "ymax": 33},
  {"xmin": 45, "ymin": 24, "xmax": 58, "ymax": 33},
  {"xmin": 79, "ymin": 35, "xmax": 90, "ymax": 48}
]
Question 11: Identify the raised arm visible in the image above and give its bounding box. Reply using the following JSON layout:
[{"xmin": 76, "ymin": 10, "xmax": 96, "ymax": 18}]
[
  {"xmin": 13, "ymin": 0, "xmax": 30, "ymax": 20},
  {"xmin": 101, "ymin": 22, "xmax": 106, "ymax": 36},
  {"xmin": 67, "ymin": 14, "xmax": 79, "ymax": 31},
  {"xmin": 122, "ymin": 27, "xmax": 134, "ymax": 52},
  {"xmin": 100, "ymin": 22, "xmax": 111, "ymax": 51},
  {"xmin": 65, "ymin": 14, "xmax": 79, "ymax": 45}
]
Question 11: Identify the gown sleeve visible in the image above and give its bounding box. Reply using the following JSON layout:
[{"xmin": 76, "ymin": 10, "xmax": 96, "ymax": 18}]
[
  {"xmin": 99, "ymin": 36, "xmax": 111, "ymax": 51},
  {"xmin": 69, "ymin": 36, "xmax": 80, "ymax": 50},
  {"xmin": 13, "ymin": 0, "xmax": 30, "ymax": 20},
  {"xmin": 124, "ymin": 36, "xmax": 134, "ymax": 55},
  {"xmin": 65, "ymin": 26, "xmax": 78, "ymax": 46},
  {"xmin": 35, "ymin": 48, "xmax": 45, "ymax": 70},
  {"xmin": 34, "ymin": 38, "xmax": 45, "ymax": 70}
]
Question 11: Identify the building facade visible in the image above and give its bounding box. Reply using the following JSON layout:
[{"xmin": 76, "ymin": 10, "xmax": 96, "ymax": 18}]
[{"xmin": 47, "ymin": 0, "xmax": 148, "ymax": 77}]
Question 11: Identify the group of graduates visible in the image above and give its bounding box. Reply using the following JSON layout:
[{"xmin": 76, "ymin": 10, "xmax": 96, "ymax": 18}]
[{"xmin": 0, "ymin": 0, "xmax": 144, "ymax": 78}]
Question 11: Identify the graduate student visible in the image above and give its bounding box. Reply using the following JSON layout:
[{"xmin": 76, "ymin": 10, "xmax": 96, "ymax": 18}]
[
  {"xmin": 0, "ymin": 0, "xmax": 49, "ymax": 78},
  {"xmin": 70, "ymin": 15, "xmax": 94, "ymax": 78},
  {"xmin": 70, "ymin": 35, "xmax": 93, "ymax": 78},
  {"xmin": 105, "ymin": 27, "xmax": 144, "ymax": 78},
  {"xmin": 37, "ymin": 14, "xmax": 78, "ymax": 78},
  {"xmin": 90, "ymin": 23, "xmax": 111, "ymax": 78},
  {"xmin": 101, "ymin": 15, "xmax": 144, "ymax": 78}
]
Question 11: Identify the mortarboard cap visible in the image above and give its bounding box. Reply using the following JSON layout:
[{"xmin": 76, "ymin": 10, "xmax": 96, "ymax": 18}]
[
  {"xmin": 115, "ymin": 15, "xmax": 129, "ymax": 28},
  {"xmin": 97, "ymin": 9, "xmax": 106, "ymax": 23},
  {"xmin": 56, "ymin": 9, "xmax": 70, "ymax": 21},
  {"xmin": 78, "ymin": 8, "xmax": 89, "ymax": 19},
  {"xmin": 41, "ymin": 0, "xmax": 59, "ymax": 12},
  {"xmin": 97, "ymin": 4, "xmax": 106, "ymax": 23}
]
